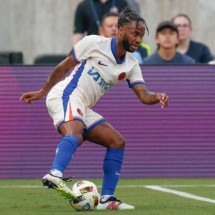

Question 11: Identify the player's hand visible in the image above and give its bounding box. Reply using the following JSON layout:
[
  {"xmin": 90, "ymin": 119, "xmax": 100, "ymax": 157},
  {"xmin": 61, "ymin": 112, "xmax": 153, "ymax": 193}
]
[
  {"xmin": 156, "ymin": 93, "xmax": 169, "ymax": 108},
  {"xmin": 20, "ymin": 90, "xmax": 45, "ymax": 104}
]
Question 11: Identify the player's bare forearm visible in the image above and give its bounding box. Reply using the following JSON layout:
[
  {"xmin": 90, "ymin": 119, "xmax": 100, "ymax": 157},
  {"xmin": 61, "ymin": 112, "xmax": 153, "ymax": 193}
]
[
  {"xmin": 140, "ymin": 91, "xmax": 159, "ymax": 104},
  {"xmin": 41, "ymin": 55, "xmax": 77, "ymax": 94},
  {"xmin": 132, "ymin": 84, "xmax": 169, "ymax": 108},
  {"xmin": 20, "ymin": 54, "xmax": 78, "ymax": 104}
]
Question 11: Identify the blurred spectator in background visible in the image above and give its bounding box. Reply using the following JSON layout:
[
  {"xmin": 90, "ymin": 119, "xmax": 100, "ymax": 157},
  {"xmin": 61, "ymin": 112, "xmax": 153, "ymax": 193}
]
[
  {"xmin": 133, "ymin": 41, "xmax": 151, "ymax": 64},
  {"xmin": 126, "ymin": 0, "xmax": 140, "ymax": 15},
  {"xmin": 143, "ymin": 21, "xmax": 195, "ymax": 64},
  {"xmin": 172, "ymin": 14, "xmax": 214, "ymax": 63},
  {"xmin": 72, "ymin": 0, "xmax": 128, "ymax": 45},
  {"xmin": 208, "ymin": 60, "xmax": 215, "ymax": 65},
  {"xmin": 99, "ymin": 11, "xmax": 151, "ymax": 64},
  {"xmin": 99, "ymin": 12, "xmax": 119, "ymax": 37}
]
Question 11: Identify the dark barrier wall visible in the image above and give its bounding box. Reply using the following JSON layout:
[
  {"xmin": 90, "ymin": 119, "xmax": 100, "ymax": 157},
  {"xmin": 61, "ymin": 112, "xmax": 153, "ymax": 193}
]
[{"xmin": 0, "ymin": 66, "xmax": 215, "ymax": 179}]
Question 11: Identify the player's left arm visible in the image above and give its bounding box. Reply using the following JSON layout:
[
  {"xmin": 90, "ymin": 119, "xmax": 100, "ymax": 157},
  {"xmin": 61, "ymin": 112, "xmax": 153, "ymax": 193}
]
[{"xmin": 132, "ymin": 84, "xmax": 169, "ymax": 108}]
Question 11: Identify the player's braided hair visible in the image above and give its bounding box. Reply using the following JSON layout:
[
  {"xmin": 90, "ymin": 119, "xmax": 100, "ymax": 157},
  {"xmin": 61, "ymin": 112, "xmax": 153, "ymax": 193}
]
[{"xmin": 118, "ymin": 7, "xmax": 149, "ymax": 34}]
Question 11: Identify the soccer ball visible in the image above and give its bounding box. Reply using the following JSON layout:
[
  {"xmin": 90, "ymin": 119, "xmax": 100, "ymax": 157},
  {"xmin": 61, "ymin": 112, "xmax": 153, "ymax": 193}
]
[{"xmin": 69, "ymin": 180, "xmax": 100, "ymax": 211}]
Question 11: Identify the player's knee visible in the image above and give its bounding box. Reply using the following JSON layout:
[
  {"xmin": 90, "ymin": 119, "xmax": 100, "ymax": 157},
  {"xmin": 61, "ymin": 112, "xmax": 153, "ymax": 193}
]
[
  {"xmin": 59, "ymin": 121, "xmax": 84, "ymax": 143},
  {"xmin": 110, "ymin": 136, "xmax": 125, "ymax": 149}
]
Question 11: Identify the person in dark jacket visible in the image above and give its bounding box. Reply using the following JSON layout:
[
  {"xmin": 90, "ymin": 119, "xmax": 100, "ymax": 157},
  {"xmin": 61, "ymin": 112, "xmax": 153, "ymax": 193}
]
[
  {"xmin": 172, "ymin": 14, "xmax": 214, "ymax": 63},
  {"xmin": 72, "ymin": 0, "xmax": 128, "ymax": 45},
  {"xmin": 143, "ymin": 21, "xmax": 195, "ymax": 64}
]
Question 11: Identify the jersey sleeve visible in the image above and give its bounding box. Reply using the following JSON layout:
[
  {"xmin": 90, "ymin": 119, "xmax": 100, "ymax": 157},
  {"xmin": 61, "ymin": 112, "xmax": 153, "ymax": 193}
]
[
  {"xmin": 71, "ymin": 35, "xmax": 100, "ymax": 63},
  {"xmin": 126, "ymin": 64, "xmax": 145, "ymax": 88}
]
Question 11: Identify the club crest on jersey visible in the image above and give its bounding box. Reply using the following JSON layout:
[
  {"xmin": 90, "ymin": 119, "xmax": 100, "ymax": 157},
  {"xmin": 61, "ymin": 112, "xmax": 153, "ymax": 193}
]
[{"xmin": 118, "ymin": 72, "xmax": 126, "ymax": 81}]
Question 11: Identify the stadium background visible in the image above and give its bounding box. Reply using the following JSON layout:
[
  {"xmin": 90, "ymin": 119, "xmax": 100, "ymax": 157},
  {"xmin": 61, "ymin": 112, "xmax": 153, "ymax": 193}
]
[
  {"xmin": 0, "ymin": 0, "xmax": 214, "ymax": 179},
  {"xmin": 0, "ymin": 65, "xmax": 214, "ymax": 179},
  {"xmin": 0, "ymin": 0, "xmax": 214, "ymax": 64}
]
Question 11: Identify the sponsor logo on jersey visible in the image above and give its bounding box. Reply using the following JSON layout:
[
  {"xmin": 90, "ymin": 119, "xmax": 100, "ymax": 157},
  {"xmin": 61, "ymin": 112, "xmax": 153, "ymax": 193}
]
[{"xmin": 87, "ymin": 67, "xmax": 112, "ymax": 91}]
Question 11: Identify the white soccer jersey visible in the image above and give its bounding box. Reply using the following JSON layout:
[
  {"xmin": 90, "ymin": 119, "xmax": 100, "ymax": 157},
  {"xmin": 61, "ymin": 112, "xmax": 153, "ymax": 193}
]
[
  {"xmin": 52, "ymin": 35, "xmax": 145, "ymax": 107},
  {"xmin": 46, "ymin": 35, "xmax": 145, "ymax": 130}
]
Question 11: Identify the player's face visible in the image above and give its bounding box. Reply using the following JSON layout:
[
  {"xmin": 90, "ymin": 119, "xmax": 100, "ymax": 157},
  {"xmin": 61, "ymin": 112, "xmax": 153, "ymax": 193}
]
[
  {"xmin": 119, "ymin": 21, "xmax": 145, "ymax": 52},
  {"xmin": 173, "ymin": 17, "xmax": 192, "ymax": 41},
  {"xmin": 156, "ymin": 28, "xmax": 179, "ymax": 50},
  {"xmin": 99, "ymin": 16, "xmax": 118, "ymax": 37}
]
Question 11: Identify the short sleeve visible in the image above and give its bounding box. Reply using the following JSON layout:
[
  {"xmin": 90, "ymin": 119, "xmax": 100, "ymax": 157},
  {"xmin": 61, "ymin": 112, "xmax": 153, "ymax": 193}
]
[
  {"xmin": 71, "ymin": 35, "xmax": 100, "ymax": 63},
  {"xmin": 126, "ymin": 64, "xmax": 145, "ymax": 88}
]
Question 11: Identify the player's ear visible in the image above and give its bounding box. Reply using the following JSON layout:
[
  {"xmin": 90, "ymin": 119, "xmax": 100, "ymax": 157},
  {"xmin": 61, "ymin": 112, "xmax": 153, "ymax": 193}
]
[
  {"xmin": 117, "ymin": 26, "xmax": 124, "ymax": 36},
  {"xmin": 118, "ymin": 25, "xmax": 123, "ymax": 30}
]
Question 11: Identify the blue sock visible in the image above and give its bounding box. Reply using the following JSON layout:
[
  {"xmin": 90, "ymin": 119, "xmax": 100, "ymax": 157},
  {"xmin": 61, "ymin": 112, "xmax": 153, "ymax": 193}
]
[
  {"xmin": 51, "ymin": 134, "xmax": 80, "ymax": 173},
  {"xmin": 101, "ymin": 148, "xmax": 124, "ymax": 196}
]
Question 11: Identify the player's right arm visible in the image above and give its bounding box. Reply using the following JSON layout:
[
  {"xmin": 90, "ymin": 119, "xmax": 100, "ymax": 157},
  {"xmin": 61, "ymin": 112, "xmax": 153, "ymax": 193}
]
[{"xmin": 20, "ymin": 53, "xmax": 78, "ymax": 104}]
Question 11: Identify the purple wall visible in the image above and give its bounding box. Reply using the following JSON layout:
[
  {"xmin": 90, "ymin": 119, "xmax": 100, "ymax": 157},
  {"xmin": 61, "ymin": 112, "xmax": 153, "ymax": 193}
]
[{"xmin": 0, "ymin": 66, "xmax": 215, "ymax": 179}]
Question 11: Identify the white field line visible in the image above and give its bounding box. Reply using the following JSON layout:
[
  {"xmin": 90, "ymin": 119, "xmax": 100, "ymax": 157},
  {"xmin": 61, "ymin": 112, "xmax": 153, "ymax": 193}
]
[
  {"xmin": 161, "ymin": 185, "xmax": 215, "ymax": 188},
  {"xmin": 0, "ymin": 185, "xmax": 42, "ymax": 188},
  {"xmin": 145, "ymin": 185, "xmax": 215, "ymax": 204},
  {"xmin": 0, "ymin": 184, "xmax": 215, "ymax": 188},
  {"xmin": 118, "ymin": 185, "xmax": 215, "ymax": 188},
  {"xmin": 1, "ymin": 184, "xmax": 215, "ymax": 204}
]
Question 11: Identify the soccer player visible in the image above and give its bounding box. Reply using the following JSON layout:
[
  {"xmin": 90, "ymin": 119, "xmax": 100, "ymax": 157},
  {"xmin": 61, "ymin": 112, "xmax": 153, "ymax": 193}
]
[{"xmin": 20, "ymin": 8, "xmax": 169, "ymax": 210}]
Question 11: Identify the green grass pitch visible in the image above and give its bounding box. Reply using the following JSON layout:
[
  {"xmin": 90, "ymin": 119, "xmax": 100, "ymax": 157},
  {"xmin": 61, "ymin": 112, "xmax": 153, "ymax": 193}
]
[{"xmin": 0, "ymin": 178, "xmax": 215, "ymax": 215}]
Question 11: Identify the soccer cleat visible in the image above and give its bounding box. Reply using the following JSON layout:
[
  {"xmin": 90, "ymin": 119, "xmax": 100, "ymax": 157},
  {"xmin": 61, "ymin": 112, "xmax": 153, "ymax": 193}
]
[
  {"xmin": 96, "ymin": 196, "xmax": 135, "ymax": 210},
  {"xmin": 42, "ymin": 173, "xmax": 75, "ymax": 200}
]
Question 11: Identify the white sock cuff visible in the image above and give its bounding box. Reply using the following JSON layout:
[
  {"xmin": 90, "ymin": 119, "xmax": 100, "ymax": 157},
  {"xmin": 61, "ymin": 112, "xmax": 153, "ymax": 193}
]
[{"xmin": 50, "ymin": 169, "xmax": 63, "ymax": 177}]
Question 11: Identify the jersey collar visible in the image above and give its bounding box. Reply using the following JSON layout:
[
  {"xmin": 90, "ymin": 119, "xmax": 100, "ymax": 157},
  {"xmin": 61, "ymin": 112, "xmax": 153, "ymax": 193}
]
[{"xmin": 111, "ymin": 37, "xmax": 126, "ymax": 64}]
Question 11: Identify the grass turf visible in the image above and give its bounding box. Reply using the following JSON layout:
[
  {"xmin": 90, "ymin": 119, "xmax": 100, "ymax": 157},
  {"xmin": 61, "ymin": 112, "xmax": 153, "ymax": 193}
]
[{"xmin": 0, "ymin": 178, "xmax": 215, "ymax": 215}]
